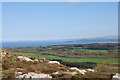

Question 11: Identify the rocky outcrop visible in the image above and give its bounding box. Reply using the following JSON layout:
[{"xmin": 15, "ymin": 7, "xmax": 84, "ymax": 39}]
[
  {"xmin": 1, "ymin": 52, "xmax": 7, "ymax": 57},
  {"xmin": 17, "ymin": 56, "xmax": 39, "ymax": 62},
  {"xmin": 2, "ymin": 51, "xmax": 114, "ymax": 79},
  {"xmin": 53, "ymin": 71, "xmax": 77, "ymax": 76},
  {"xmin": 70, "ymin": 67, "xmax": 87, "ymax": 75},
  {"xmin": 112, "ymin": 73, "xmax": 120, "ymax": 80},
  {"xmin": 16, "ymin": 72, "xmax": 52, "ymax": 78},
  {"xmin": 52, "ymin": 67, "xmax": 93, "ymax": 76}
]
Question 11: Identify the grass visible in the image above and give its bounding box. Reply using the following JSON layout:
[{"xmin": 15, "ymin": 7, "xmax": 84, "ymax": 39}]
[
  {"xmin": 13, "ymin": 52, "xmax": 119, "ymax": 63},
  {"xmin": 73, "ymin": 48, "xmax": 115, "ymax": 53},
  {"xmin": 55, "ymin": 47, "xmax": 117, "ymax": 54}
]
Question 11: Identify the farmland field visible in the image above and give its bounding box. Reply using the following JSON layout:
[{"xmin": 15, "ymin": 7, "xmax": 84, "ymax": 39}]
[
  {"xmin": 13, "ymin": 52, "xmax": 119, "ymax": 63},
  {"xmin": 7, "ymin": 43, "xmax": 119, "ymax": 59}
]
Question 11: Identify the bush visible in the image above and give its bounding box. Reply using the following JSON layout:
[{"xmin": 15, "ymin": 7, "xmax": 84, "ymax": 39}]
[{"xmin": 59, "ymin": 61, "xmax": 97, "ymax": 69}]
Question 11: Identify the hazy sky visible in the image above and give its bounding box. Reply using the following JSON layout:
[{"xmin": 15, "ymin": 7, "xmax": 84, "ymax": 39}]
[{"xmin": 2, "ymin": 2, "xmax": 118, "ymax": 41}]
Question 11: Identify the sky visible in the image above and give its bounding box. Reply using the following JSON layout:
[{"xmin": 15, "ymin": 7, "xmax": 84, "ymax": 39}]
[
  {"xmin": 2, "ymin": 2, "xmax": 118, "ymax": 41},
  {"xmin": 1, "ymin": 0, "xmax": 119, "ymax": 2}
]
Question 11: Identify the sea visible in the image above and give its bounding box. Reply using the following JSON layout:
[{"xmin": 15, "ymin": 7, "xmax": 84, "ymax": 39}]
[{"xmin": 1, "ymin": 40, "xmax": 117, "ymax": 48}]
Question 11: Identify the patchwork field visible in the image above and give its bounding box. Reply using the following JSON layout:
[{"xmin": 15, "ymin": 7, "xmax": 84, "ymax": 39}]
[
  {"xmin": 13, "ymin": 52, "xmax": 119, "ymax": 63},
  {"xmin": 7, "ymin": 43, "xmax": 119, "ymax": 59}
]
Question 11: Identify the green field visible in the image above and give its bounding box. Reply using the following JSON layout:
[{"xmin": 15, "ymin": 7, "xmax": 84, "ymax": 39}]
[
  {"xmin": 50, "ymin": 47, "xmax": 117, "ymax": 53},
  {"xmin": 13, "ymin": 52, "xmax": 119, "ymax": 63},
  {"xmin": 72, "ymin": 48, "xmax": 108, "ymax": 53}
]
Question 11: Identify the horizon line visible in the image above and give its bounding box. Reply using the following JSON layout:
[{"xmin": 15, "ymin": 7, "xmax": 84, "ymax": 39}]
[{"xmin": 2, "ymin": 35, "xmax": 118, "ymax": 42}]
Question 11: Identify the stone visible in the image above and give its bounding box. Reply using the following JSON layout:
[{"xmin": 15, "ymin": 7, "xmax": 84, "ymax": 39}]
[
  {"xmin": 87, "ymin": 69, "xmax": 95, "ymax": 72},
  {"xmin": 17, "ymin": 56, "xmax": 39, "ymax": 62},
  {"xmin": 16, "ymin": 72, "xmax": 52, "ymax": 78},
  {"xmin": 63, "ymin": 71, "xmax": 77, "ymax": 75},
  {"xmin": 17, "ymin": 56, "xmax": 34, "ymax": 62},
  {"xmin": 112, "ymin": 73, "xmax": 120, "ymax": 80},
  {"xmin": 48, "ymin": 61, "xmax": 60, "ymax": 65},
  {"xmin": 53, "ymin": 72, "xmax": 59, "ymax": 74},
  {"xmin": 70, "ymin": 67, "xmax": 87, "ymax": 75},
  {"xmin": 15, "ymin": 72, "xmax": 23, "ymax": 75},
  {"xmin": 34, "ymin": 59, "xmax": 39, "ymax": 62}
]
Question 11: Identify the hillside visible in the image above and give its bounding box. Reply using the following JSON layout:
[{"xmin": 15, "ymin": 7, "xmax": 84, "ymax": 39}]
[
  {"xmin": 1, "ymin": 50, "xmax": 120, "ymax": 79},
  {"xmin": 1, "ymin": 43, "xmax": 120, "ymax": 79},
  {"xmin": 66, "ymin": 35, "xmax": 118, "ymax": 43}
]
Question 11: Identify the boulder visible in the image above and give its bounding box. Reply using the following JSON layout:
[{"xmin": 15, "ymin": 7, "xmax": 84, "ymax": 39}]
[
  {"xmin": 15, "ymin": 72, "xmax": 23, "ymax": 75},
  {"xmin": 70, "ymin": 67, "xmax": 87, "ymax": 75},
  {"xmin": 1, "ymin": 52, "xmax": 7, "ymax": 57},
  {"xmin": 48, "ymin": 61, "xmax": 60, "ymax": 65},
  {"xmin": 86, "ymin": 69, "xmax": 95, "ymax": 72},
  {"xmin": 53, "ymin": 72, "xmax": 59, "ymax": 74},
  {"xmin": 112, "ymin": 73, "xmax": 120, "ymax": 80},
  {"xmin": 17, "ymin": 56, "xmax": 34, "ymax": 62},
  {"xmin": 34, "ymin": 59, "xmax": 39, "ymax": 62},
  {"xmin": 17, "ymin": 56, "xmax": 39, "ymax": 62}
]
